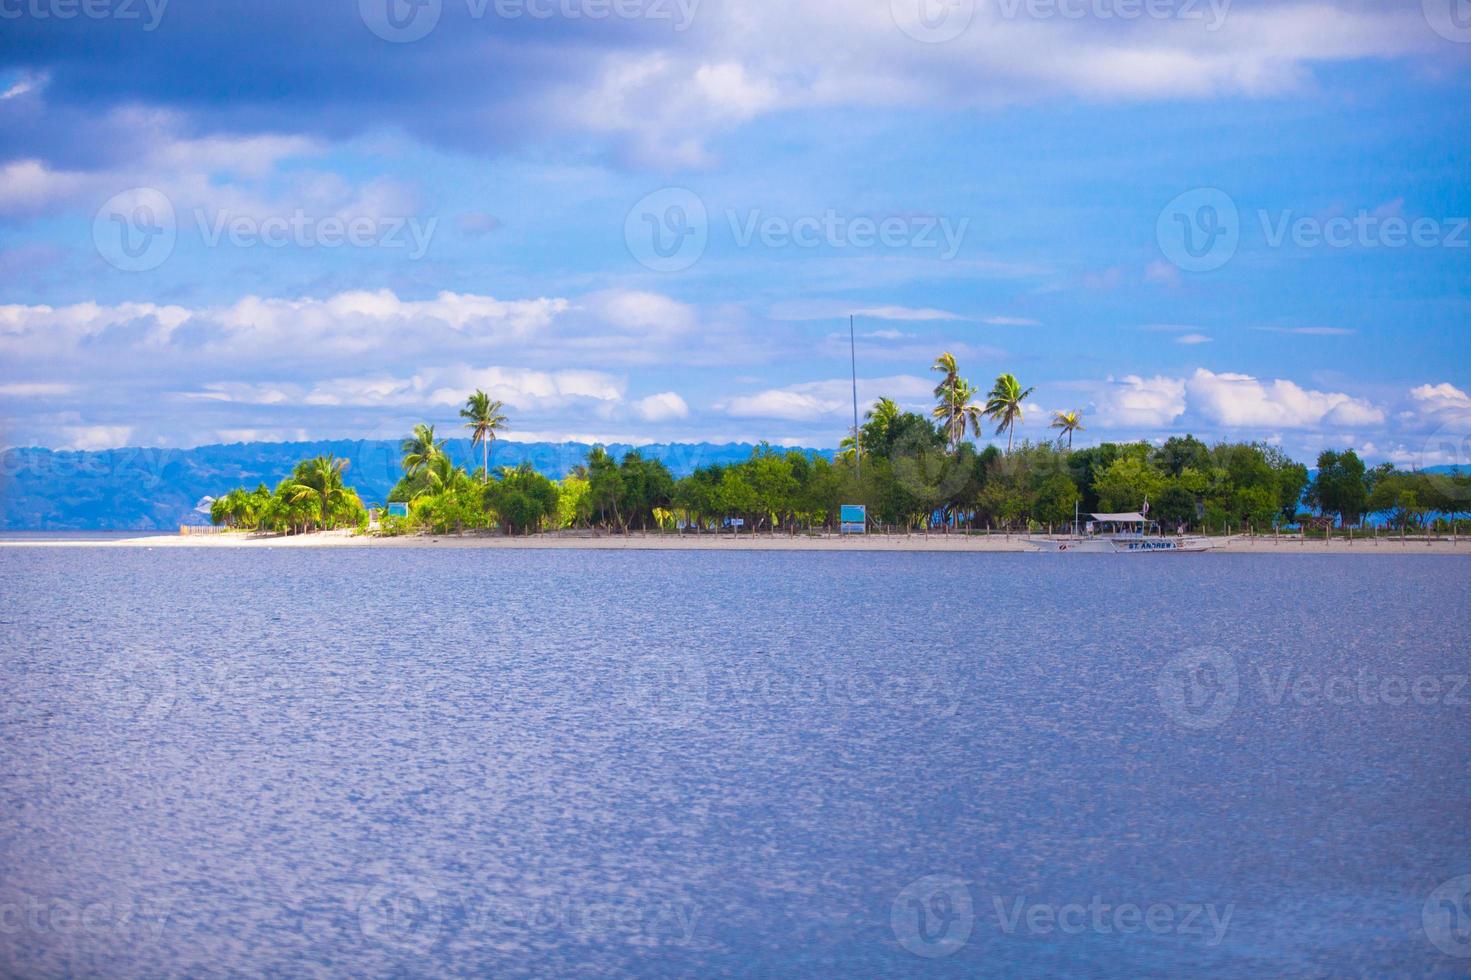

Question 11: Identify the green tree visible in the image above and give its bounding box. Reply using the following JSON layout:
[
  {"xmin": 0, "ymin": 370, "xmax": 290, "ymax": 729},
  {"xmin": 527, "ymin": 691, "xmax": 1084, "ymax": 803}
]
[
  {"xmin": 1307, "ymin": 449, "xmax": 1368, "ymax": 526},
  {"xmin": 400, "ymin": 424, "xmax": 444, "ymax": 477},
  {"xmin": 459, "ymin": 390, "xmax": 508, "ymax": 483},
  {"xmin": 984, "ymin": 373, "xmax": 1035, "ymax": 453},
  {"xmin": 1049, "ymin": 410, "xmax": 1084, "ymax": 449},
  {"xmin": 286, "ymin": 455, "xmax": 362, "ymax": 531},
  {"xmin": 1093, "ymin": 456, "xmax": 1165, "ymax": 513},
  {"xmin": 931, "ymin": 354, "xmax": 983, "ymax": 450}
]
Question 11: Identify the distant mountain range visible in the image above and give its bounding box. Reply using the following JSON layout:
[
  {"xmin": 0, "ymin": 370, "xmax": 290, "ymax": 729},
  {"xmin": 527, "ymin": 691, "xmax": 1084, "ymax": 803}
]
[{"xmin": 0, "ymin": 439, "xmax": 830, "ymax": 530}]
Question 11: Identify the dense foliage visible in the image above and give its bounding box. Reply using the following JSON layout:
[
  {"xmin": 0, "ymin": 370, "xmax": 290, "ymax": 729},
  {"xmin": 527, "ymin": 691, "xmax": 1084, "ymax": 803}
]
[
  {"xmin": 210, "ymin": 455, "xmax": 367, "ymax": 533},
  {"xmin": 204, "ymin": 362, "xmax": 1469, "ymax": 537}
]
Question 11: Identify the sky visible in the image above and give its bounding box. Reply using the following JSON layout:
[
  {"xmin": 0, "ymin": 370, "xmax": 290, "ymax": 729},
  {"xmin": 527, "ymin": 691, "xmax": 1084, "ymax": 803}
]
[{"xmin": 0, "ymin": 0, "xmax": 1468, "ymax": 467}]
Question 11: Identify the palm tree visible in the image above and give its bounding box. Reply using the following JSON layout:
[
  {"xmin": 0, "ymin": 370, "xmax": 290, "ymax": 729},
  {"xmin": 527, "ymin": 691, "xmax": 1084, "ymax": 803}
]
[
  {"xmin": 931, "ymin": 352, "xmax": 960, "ymax": 400},
  {"xmin": 286, "ymin": 455, "xmax": 354, "ymax": 530},
  {"xmin": 985, "ymin": 373, "xmax": 1035, "ymax": 453},
  {"xmin": 460, "ymin": 390, "xmax": 508, "ymax": 483},
  {"xmin": 867, "ymin": 396, "xmax": 901, "ymax": 431},
  {"xmin": 400, "ymin": 423, "xmax": 444, "ymax": 476},
  {"xmin": 930, "ymin": 352, "xmax": 982, "ymax": 449},
  {"xmin": 413, "ymin": 453, "xmax": 468, "ymax": 501},
  {"xmin": 1050, "ymin": 409, "xmax": 1084, "ymax": 449}
]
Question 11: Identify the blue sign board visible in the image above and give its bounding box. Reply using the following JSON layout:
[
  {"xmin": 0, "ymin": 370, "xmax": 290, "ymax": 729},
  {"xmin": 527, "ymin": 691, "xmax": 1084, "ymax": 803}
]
[{"xmin": 840, "ymin": 504, "xmax": 866, "ymax": 534}]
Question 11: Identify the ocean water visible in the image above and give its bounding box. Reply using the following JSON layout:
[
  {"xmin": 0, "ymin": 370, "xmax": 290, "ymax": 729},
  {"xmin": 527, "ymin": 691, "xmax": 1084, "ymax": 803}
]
[{"xmin": 1, "ymin": 548, "xmax": 1468, "ymax": 977}]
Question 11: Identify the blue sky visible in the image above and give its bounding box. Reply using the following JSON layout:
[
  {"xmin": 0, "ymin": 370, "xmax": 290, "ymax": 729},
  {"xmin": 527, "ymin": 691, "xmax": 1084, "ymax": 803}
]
[{"xmin": 1, "ymin": 0, "xmax": 1468, "ymax": 466}]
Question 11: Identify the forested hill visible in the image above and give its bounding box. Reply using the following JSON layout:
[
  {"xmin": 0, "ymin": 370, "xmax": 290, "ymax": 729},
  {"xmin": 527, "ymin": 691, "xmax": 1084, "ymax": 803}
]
[{"xmin": 0, "ymin": 440, "xmax": 825, "ymax": 530}]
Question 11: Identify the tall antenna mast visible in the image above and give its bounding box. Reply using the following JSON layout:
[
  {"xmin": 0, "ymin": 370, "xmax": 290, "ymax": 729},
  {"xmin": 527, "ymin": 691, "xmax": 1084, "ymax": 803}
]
[{"xmin": 850, "ymin": 314, "xmax": 861, "ymax": 481}]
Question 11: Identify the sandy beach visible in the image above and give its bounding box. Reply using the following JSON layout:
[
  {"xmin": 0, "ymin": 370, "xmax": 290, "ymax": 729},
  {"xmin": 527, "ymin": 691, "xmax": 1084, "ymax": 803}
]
[{"xmin": 3, "ymin": 530, "xmax": 1468, "ymax": 554}]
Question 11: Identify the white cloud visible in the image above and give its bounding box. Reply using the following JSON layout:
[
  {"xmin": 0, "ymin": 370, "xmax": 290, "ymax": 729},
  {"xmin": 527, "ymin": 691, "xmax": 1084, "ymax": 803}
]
[
  {"xmin": 767, "ymin": 301, "xmax": 963, "ymax": 322},
  {"xmin": 1407, "ymin": 382, "xmax": 1471, "ymax": 427},
  {"xmin": 1094, "ymin": 375, "xmax": 1187, "ymax": 428},
  {"xmin": 0, "ymin": 381, "xmax": 73, "ymax": 397},
  {"xmin": 721, "ymin": 375, "xmax": 932, "ymax": 421},
  {"xmin": 1253, "ymin": 326, "xmax": 1356, "ymax": 336},
  {"xmin": 1185, "ymin": 368, "xmax": 1384, "ymax": 428},
  {"xmin": 631, "ymin": 391, "xmax": 690, "ymax": 422},
  {"xmin": 194, "ymin": 367, "xmax": 626, "ymax": 413},
  {"xmin": 61, "ymin": 425, "xmax": 134, "ymax": 450},
  {"xmin": 1176, "ymin": 333, "xmax": 1213, "ymax": 345}
]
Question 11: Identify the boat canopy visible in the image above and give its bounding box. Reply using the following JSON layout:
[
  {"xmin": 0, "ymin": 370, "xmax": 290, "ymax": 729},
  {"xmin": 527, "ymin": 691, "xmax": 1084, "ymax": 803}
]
[{"xmin": 1089, "ymin": 512, "xmax": 1147, "ymax": 523}]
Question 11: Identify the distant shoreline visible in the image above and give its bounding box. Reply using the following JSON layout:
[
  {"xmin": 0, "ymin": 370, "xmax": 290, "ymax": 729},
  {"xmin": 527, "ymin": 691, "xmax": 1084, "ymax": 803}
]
[{"xmin": 2, "ymin": 529, "xmax": 1469, "ymax": 554}]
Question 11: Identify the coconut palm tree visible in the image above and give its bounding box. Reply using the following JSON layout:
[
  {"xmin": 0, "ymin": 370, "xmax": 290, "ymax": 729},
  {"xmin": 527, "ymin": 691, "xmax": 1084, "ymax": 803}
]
[
  {"xmin": 400, "ymin": 423, "xmax": 444, "ymax": 476},
  {"xmin": 286, "ymin": 455, "xmax": 354, "ymax": 530},
  {"xmin": 867, "ymin": 396, "xmax": 901, "ymax": 431},
  {"xmin": 985, "ymin": 373, "xmax": 1035, "ymax": 453},
  {"xmin": 460, "ymin": 390, "xmax": 508, "ymax": 483},
  {"xmin": 935, "ymin": 378, "xmax": 985, "ymax": 450},
  {"xmin": 1050, "ymin": 409, "xmax": 1084, "ymax": 449},
  {"xmin": 931, "ymin": 352, "xmax": 960, "ymax": 400},
  {"xmin": 931, "ymin": 353, "xmax": 983, "ymax": 450},
  {"xmin": 413, "ymin": 453, "xmax": 469, "ymax": 501}
]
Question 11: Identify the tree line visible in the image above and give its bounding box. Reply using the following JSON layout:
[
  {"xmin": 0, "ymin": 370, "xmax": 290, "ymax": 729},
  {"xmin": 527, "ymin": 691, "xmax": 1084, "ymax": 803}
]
[{"xmin": 209, "ymin": 356, "xmax": 1470, "ymax": 535}]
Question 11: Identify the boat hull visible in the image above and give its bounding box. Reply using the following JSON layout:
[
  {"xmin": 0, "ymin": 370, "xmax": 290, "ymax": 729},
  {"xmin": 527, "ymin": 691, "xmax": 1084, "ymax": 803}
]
[{"xmin": 1030, "ymin": 536, "xmax": 1219, "ymax": 553}]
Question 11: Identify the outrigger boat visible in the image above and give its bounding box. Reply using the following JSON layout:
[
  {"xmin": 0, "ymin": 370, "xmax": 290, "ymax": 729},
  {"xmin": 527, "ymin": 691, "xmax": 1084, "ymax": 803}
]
[{"xmin": 1029, "ymin": 503, "xmax": 1222, "ymax": 554}]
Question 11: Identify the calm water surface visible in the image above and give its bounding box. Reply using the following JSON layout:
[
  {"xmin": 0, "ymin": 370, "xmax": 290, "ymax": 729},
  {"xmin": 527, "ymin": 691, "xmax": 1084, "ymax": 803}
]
[{"xmin": 1, "ymin": 549, "xmax": 1468, "ymax": 977}]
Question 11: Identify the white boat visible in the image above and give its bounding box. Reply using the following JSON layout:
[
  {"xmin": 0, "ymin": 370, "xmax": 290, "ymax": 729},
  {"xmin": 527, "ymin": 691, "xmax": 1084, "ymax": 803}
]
[{"xmin": 1029, "ymin": 511, "xmax": 1222, "ymax": 554}]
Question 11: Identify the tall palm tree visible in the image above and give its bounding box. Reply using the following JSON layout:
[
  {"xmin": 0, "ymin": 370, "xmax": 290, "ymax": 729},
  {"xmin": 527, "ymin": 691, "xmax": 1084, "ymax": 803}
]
[
  {"xmin": 931, "ymin": 352, "xmax": 960, "ymax": 400},
  {"xmin": 400, "ymin": 423, "xmax": 444, "ymax": 476},
  {"xmin": 985, "ymin": 373, "xmax": 1035, "ymax": 453},
  {"xmin": 1050, "ymin": 409, "xmax": 1084, "ymax": 449},
  {"xmin": 286, "ymin": 455, "xmax": 353, "ymax": 530},
  {"xmin": 932, "ymin": 378, "xmax": 984, "ymax": 450},
  {"xmin": 460, "ymin": 390, "xmax": 508, "ymax": 483}
]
